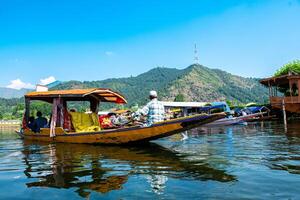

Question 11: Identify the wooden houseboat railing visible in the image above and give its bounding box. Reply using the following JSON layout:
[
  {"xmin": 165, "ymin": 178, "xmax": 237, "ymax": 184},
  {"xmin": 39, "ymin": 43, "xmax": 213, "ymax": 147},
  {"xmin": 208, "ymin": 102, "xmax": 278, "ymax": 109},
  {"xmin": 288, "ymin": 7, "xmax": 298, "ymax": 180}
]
[{"xmin": 270, "ymin": 96, "xmax": 300, "ymax": 104}]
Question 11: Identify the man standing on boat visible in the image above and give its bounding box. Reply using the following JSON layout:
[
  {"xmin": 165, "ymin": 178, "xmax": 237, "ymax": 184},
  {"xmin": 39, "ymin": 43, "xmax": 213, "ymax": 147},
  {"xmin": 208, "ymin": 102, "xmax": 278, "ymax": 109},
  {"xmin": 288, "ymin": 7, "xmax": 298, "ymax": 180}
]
[{"xmin": 135, "ymin": 90, "xmax": 165, "ymax": 126}]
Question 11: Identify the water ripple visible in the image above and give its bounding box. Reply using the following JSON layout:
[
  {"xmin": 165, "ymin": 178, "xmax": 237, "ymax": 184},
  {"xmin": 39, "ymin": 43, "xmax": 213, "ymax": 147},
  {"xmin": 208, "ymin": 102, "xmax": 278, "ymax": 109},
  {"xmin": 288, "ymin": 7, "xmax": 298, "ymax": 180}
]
[{"xmin": 0, "ymin": 121, "xmax": 300, "ymax": 199}]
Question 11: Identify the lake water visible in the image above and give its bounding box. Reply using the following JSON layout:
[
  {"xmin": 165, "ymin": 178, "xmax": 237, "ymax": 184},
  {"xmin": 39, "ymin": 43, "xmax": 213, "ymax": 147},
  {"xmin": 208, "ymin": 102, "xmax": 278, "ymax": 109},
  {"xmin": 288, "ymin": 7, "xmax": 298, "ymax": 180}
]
[{"xmin": 0, "ymin": 121, "xmax": 300, "ymax": 199}]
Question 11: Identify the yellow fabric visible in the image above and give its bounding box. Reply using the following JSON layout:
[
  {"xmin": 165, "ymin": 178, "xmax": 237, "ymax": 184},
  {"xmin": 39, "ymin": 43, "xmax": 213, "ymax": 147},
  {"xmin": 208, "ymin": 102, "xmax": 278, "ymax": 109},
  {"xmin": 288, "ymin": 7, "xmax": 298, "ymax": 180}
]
[{"xmin": 69, "ymin": 112, "xmax": 101, "ymax": 132}]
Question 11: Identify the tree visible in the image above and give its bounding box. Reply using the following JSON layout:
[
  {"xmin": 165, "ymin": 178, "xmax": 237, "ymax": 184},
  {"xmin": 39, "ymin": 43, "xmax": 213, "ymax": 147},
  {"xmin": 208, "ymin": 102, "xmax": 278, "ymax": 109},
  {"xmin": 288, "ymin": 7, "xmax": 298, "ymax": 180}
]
[
  {"xmin": 274, "ymin": 60, "xmax": 300, "ymax": 76},
  {"xmin": 174, "ymin": 93, "xmax": 185, "ymax": 102}
]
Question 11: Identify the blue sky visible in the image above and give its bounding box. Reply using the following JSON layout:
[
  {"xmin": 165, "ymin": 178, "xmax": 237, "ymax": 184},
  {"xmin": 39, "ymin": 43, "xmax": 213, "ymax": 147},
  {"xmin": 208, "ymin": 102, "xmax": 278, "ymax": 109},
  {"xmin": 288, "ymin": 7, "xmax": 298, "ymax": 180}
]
[{"xmin": 1, "ymin": 0, "xmax": 300, "ymax": 89}]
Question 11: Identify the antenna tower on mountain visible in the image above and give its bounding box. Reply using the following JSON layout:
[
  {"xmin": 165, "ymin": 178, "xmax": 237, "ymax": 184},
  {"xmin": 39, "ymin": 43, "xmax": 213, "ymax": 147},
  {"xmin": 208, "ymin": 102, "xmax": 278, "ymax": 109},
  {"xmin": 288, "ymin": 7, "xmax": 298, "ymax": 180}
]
[{"xmin": 194, "ymin": 43, "xmax": 199, "ymax": 64}]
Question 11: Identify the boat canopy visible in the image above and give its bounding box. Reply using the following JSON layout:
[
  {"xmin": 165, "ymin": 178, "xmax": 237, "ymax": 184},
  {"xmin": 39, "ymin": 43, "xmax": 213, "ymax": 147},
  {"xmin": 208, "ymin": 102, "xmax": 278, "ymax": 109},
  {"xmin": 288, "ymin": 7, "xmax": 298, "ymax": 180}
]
[
  {"xmin": 245, "ymin": 106, "xmax": 267, "ymax": 113},
  {"xmin": 25, "ymin": 88, "xmax": 127, "ymax": 104},
  {"xmin": 161, "ymin": 101, "xmax": 208, "ymax": 108},
  {"xmin": 197, "ymin": 104, "xmax": 225, "ymax": 112},
  {"xmin": 210, "ymin": 102, "xmax": 231, "ymax": 113}
]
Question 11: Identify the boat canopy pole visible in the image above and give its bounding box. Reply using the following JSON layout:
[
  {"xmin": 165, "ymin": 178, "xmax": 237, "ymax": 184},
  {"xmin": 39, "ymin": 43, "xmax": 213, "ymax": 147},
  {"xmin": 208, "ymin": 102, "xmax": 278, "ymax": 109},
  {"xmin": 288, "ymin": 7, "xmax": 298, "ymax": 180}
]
[
  {"xmin": 268, "ymin": 81, "xmax": 272, "ymax": 97},
  {"xmin": 50, "ymin": 97, "xmax": 63, "ymax": 138},
  {"xmin": 25, "ymin": 98, "xmax": 30, "ymax": 126},
  {"xmin": 289, "ymin": 80, "xmax": 292, "ymax": 98},
  {"xmin": 90, "ymin": 98, "xmax": 99, "ymax": 113}
]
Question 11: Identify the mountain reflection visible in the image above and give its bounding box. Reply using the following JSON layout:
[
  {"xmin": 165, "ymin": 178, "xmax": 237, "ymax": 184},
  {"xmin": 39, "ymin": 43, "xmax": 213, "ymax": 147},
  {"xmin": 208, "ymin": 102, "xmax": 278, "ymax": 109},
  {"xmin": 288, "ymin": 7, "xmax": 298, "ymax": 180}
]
[{"xmin": 21, "ymin": 141, "xmax": 236, "ymax": 197}]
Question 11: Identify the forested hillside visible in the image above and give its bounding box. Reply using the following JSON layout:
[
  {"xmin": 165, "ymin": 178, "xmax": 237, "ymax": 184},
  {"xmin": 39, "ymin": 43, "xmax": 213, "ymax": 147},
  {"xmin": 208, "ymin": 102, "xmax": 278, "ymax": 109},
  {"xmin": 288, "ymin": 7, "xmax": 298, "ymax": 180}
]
[
  {"xmin": 53, "ymin": 64, "xmax": 268, "ymax": 106},
  {"xmin": 53, "ymin": 67, "xmax": 186, "ymax": 106},
  {"xmin": 162, "ymin": 65, "xmax": 268, "ymax": 104}
]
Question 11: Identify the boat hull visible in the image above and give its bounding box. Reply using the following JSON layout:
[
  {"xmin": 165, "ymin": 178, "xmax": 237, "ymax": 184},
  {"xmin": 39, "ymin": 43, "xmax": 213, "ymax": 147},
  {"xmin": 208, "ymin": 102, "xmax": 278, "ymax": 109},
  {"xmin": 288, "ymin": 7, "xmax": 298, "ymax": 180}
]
[
  {"xmin": 17, "ymin": 114, "xmax": 224, "ymax": 144},
  {"xmin": 203, "ymin": 113, "xmax": 264, "ymax": 127}
]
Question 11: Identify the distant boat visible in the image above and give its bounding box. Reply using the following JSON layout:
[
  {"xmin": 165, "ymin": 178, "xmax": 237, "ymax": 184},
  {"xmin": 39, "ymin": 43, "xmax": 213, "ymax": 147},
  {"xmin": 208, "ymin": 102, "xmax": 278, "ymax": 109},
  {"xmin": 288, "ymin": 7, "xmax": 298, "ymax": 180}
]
[
  {"xmin": 201, "ymin": 102, "xmax": 267, "ymax": 127},
  {"xmin": 203, "ymin": 113, "xmax": 263, "ymax": 127},
  {"xmin": 236, "ymin": 106, "xmax": 274, "ymax": 122},
  {"xmin": 16, "ymin": 88, "xmax": 224, "ymax": 144}
]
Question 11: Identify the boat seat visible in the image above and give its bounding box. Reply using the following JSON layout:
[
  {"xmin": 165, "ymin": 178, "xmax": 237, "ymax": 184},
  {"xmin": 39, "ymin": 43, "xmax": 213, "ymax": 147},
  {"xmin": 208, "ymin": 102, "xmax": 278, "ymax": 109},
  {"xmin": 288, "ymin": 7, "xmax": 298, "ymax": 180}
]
[{"xmin": 69, "ymin": 112, "xmax": 101, "ymax": 132}]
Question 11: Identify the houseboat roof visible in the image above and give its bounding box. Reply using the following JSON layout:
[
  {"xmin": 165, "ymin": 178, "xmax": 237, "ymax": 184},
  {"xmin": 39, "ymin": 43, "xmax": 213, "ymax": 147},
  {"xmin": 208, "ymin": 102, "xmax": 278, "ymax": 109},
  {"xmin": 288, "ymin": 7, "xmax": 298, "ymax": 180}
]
[
  {"xmin": 25, "ymin": 88, "xmax": 127, "ymax": 104},
  {"xmin": 161, "ymin": 101, "xmax": 208, "ymax": 108},
  {"xmin": 260, "ymin": 74, "xmax": 300, "ymax": 86}
]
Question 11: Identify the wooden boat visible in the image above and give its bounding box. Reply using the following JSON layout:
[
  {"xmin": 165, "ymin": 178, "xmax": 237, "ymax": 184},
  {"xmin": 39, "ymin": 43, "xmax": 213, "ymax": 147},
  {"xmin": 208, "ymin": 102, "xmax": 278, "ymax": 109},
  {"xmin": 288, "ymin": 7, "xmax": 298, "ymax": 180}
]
[
  {"xmin": 245, "ymin": 114, "xmax": 275, "ymax": 122},
  {"xmin": 203, "ymin": 112, "xmax": 264, "ymax": 127},
  {"xmin": 17, "ymin": 88, "xmax": 225, "ymax": 144},
  {"xmin": 199, "ymin": 102, "xmax": 270, "ymax": 126},
  {"xmin": 241, "ymin": 106, "xmax": 274, "ymax": 122}
]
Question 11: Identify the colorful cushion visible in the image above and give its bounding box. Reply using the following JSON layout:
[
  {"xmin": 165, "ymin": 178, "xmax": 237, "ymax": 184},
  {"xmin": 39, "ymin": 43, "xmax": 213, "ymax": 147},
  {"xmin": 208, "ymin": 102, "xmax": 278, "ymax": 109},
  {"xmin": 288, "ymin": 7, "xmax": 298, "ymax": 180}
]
[{"xmin": 69, "ymin": 112, "xmax": 101, "ymax": 132}]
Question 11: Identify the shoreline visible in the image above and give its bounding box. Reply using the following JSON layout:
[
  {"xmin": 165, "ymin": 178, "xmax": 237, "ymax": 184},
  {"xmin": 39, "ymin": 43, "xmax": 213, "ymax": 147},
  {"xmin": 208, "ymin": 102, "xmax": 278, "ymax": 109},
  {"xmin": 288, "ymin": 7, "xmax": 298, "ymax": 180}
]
[{"xmin": 0, "ymin": 120, "xmax": 21, "ymax": 128}]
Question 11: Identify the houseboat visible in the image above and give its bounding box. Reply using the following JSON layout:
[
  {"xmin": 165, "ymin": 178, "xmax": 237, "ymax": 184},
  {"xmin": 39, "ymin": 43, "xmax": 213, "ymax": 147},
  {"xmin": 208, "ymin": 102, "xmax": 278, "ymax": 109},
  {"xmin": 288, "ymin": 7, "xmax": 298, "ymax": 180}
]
[{"xmin": 260, "ymin": 72, "xmax": 300, "ymax": 113}]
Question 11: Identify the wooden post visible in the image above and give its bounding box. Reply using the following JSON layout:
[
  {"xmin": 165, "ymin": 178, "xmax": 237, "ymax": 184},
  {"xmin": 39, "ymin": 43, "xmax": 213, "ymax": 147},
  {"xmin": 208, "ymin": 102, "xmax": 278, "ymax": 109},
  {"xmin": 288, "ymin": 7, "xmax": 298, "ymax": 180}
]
[
  {"xmin": 270, "ymin": 85, "xmax": 273, "ymax": 97},
  {"xmin": 268, "ymin": 81, "xmax": 272, "ymax": 97},
  {"xmin": 289, "ymin": 80, "xmax": 292, "ymax": 97},
  {"xmin": 90, "ymin": 98, "xmax": 99, "ymax": 113},
  {"xmin": 267, "ymin": 82, "xmax": 273, "ymax": 106},
  {"xmin": 183, "ymin": 108, "xmax": 188, "ymax": 117},
  {"xmin": 25, "ymin": 98, "xmax": 30, "ymax": 125},
  {"xmin": 282, "ymin": 99, "xmax": 287, "ymax": 131},
  {"xmin": 50, "ymin": 98, "xmax": 58, "ymax": 138},
  {"xmin": 298, "ymin": 79, "xmax": 300, "ymax": 102}
]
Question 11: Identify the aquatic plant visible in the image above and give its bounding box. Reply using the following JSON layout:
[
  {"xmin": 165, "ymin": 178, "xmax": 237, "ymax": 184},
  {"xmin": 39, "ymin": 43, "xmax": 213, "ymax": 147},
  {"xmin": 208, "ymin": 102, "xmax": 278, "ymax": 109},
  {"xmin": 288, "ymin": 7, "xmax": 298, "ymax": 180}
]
[{"xmin": 274, "ymin": 60, "xmax": 300, "ymax": 76}]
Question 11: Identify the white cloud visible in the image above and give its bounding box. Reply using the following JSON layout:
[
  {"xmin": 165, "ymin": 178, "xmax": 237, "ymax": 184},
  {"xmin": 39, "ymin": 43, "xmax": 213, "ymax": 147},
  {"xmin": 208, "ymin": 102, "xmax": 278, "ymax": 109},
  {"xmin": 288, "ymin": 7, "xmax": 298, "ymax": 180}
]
[
  {"xmin": 6, "ymin": 79, "xmax": 35, "ymax": 90},
  {"xmin": 6, "ymin": 76, "xmax": 56, "ymax": 90},
  {"xmin": 39, "ymin": 76, "xmax": 56, "ymax": 85},
  {"xmin": 105, "ymin": 51, "xmax": 114, "ymax": 56}
]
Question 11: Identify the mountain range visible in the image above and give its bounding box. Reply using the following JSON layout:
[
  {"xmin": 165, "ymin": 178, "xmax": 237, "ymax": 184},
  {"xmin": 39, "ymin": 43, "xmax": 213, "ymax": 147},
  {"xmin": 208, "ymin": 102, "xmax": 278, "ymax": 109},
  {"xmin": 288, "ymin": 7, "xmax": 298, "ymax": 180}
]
[
  {"xmin": 0, "ymin": 81, "xmax": 62, "ymax": 99},
  {"xmin": 0, "ymin": 87, "xmax": 30, "ymax": 99},
  {"xmin": 53, "ymin": 64, "xmax": 268, "ymax": 106}
]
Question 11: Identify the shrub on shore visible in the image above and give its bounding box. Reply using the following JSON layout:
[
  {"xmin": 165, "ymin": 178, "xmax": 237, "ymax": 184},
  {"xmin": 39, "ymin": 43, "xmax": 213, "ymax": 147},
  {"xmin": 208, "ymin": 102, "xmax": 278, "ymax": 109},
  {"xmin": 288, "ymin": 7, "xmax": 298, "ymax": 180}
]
[{"xmin": 274, "ymin": 60, "xmax": 300, "ymax": 76}]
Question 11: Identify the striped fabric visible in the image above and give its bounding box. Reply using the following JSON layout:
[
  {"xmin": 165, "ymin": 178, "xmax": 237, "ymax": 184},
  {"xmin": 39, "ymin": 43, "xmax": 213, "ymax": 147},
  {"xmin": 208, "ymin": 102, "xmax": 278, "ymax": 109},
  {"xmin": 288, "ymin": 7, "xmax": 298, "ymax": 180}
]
[{"xmin": 138, "ymin": 99, "xmax": 165, "ymax": 126}]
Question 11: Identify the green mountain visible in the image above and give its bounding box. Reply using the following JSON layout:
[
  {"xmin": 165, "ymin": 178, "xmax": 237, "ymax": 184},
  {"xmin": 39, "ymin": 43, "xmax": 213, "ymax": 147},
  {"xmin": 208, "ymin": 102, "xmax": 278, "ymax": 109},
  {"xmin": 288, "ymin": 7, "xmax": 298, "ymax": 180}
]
[
  {"xmin": 54, "ymin": 67, "xmax": 185, "ymax": 106},
  {"xmin": 53, "ymin": 64, "xmax": 268, "ymax": 106},
  {"xmin": 162, "ymin": 65, "xmax": 268, "ymax": 104}
]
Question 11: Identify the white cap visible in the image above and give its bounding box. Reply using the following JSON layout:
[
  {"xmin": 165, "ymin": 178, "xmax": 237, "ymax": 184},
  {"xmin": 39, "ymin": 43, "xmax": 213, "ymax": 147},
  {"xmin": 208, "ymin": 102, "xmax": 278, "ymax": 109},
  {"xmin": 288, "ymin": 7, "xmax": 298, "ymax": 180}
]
[{"xmin": 149, "ymin": 90, "xmax": 157, "ymax": 97}]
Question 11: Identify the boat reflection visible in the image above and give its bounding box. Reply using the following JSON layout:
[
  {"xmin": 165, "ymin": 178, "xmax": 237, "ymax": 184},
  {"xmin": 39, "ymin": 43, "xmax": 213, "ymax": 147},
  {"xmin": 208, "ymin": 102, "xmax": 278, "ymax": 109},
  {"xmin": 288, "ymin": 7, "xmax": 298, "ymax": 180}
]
[
  {"xmin": 189, "ymin": 122, "xmax": 300, "ymax": 176},
  {"xmin": 21, "ymin": 141, "xmax": 236, "ymax": 197},
  {"xmin": 285, "ymin": 121, "xmax": 300, "ymax": 137},
  {"xmin": 264, "ymin": 121, "xmax": 300, "ymax": 175}
]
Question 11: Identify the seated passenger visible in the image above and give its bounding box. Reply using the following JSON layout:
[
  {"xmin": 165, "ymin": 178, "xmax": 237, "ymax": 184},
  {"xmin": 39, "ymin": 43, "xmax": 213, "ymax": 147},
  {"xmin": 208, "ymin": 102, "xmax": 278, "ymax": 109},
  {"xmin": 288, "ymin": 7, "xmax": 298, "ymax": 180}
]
[
  {"xmin": 34, "ymin": 111, "xmax": 48, "ymax": 132},
  {"xmin": 28, "ymin": 116, "xmax": 36, "ymax": 131},
  {"xmin": 110, "ymin": 113, "xmax": 129, "ymax": 126}
]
